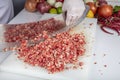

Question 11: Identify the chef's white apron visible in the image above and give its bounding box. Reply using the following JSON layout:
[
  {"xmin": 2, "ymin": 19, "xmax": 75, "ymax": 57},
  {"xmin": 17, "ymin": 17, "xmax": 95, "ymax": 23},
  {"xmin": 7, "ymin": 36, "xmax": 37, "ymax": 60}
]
[{"xmin": 0, "ymin": 0, "xmax": 14, "ymax": 24}]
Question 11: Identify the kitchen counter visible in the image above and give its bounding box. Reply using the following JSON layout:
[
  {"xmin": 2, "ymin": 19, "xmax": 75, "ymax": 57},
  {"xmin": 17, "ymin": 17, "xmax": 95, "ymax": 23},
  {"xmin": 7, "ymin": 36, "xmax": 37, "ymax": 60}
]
[{"xmin": 0, "ymin": 1, "xmax": 120, "ymax": 80}]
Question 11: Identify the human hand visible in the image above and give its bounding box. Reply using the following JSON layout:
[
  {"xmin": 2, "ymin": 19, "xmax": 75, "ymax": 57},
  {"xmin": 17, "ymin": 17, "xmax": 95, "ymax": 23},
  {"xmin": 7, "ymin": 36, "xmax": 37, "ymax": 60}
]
[{"xmin": 62, "ymin": 0, "xmax": 85, "ymax": 26}]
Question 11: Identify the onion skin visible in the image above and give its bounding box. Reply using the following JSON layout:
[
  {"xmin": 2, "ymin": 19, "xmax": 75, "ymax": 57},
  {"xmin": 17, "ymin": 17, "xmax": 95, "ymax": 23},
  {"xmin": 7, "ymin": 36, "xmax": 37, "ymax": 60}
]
[
  {"xmin": 86, "ymin": 2, "xmax": 97, "ymax": 14},
  {"xmin": 25, "ymin": 0, "xmax": 37, "ymax": 12},
  {"xmin": 96, "ymin": 0, "xmax": 107, "ymax": 7},
  {"xmin": 56, "ymin": 0, "xmax": 64, "ymax": 3},
  {"xmin": 98, "ymin": 4, "xmax": 113, "ymax": 18},
  {"xmin": 39, "ymin": 0, "xmax": 45, "ymax": 3}
]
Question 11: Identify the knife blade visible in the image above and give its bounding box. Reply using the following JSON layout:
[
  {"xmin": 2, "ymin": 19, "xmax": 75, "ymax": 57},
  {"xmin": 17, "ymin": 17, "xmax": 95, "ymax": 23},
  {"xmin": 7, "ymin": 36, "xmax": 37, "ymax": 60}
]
[
  {"xmin": 52, "ymin": 5, "xmax": 90, "ymax": 35},
  {"xmin": 0, "ymin": 16, "xmax": 66, "ymax": 52},
  {"xmin": 0, "ymin": 5, "xmax": 89, "ymax": 52}
]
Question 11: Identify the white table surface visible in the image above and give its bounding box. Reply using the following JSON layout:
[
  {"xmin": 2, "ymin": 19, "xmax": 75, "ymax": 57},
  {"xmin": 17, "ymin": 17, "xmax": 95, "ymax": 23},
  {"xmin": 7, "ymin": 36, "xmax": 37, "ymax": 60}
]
[
  {"xmin": 0, "ymin": 1, "xmax": 120, "ymax": 80},
  {"xmin": 9, "ymin": 9, "xmax": 43, "ymax": 24}
]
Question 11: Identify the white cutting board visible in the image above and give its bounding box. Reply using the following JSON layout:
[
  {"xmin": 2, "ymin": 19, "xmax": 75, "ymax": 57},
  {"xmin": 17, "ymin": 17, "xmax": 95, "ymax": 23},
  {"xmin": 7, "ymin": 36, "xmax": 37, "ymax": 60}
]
[{"xmin": 0, "ymin": 14, "xmax": 97, "ymax": 80}]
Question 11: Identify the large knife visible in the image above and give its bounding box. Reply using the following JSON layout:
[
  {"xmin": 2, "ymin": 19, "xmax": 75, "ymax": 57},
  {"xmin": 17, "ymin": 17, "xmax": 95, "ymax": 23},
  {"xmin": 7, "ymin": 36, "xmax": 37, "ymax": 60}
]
[
  {"xmin": 0, "ymin": 5, "xmax": 89, "ymax": 52},
  {"xmin": 53, "ymin": 5, "xmax": 90, "ymax": 34}
]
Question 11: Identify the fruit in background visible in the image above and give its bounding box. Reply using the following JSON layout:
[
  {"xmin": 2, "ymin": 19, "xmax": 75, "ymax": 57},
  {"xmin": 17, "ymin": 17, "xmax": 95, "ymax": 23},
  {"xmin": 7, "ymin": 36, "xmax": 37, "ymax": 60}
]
[
  {"xmin": 57, "ymin": 7, "xmax": 62, "ymax": 14},
  {"xmin": 37, "ymin": 2, "xmax": 52, "ymax": 14},
  {"xmin": 86, "ymin": 2, "xmax": 97, "ymax": 14},
  {"xmin": 113, "ymin": 6, "xmax": 120, "ymax": 13},
  {"xmin": 49, "ymin": 8, "xmax": 57, "ymax": 14},
  {"xmin": 54, "ymin": 2, "xmax": 63, "ymax": 8},
  {"xmin": 86, "ymin": 10, "xmax": 94, "ymax": 18},
  {"xmin": 47, "ymin": 0, "xmax": 56, "ymax": 6},
  {"xmin": 25, "ymin": 0, "xmax": 37, "ymax": 12},
  {"xmin": 98, "ymin": 4, "xmax": 113, "ymax": 17},
  {"xmin": 56, "ymin": 0, "xmax": 64, "ymax": 3}
]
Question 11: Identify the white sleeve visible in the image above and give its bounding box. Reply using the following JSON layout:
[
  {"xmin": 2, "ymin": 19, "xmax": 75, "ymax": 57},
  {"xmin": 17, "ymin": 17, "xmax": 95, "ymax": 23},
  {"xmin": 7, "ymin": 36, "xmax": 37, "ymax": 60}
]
[{"xmin": 0, "ymin": 0, "xmax": 14, "ymax": 24}]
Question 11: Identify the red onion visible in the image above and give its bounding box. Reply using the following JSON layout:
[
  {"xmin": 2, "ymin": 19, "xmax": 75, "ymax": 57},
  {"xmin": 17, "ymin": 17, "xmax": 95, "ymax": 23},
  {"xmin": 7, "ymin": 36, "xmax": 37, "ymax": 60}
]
[
  {"xmin": 39, "ymin": 0, "xmax": 45, "ymax": 3},
  {"xmin": 56, "ymin": 0, "xmax": 64, "ymax": 3},
  {"xmin": 96, "ymin": 0, "xmax": 107, "ymax": 7},
  {"xmin": 37, "ymin": 2, "xmax": 51, "ymax": 14}
]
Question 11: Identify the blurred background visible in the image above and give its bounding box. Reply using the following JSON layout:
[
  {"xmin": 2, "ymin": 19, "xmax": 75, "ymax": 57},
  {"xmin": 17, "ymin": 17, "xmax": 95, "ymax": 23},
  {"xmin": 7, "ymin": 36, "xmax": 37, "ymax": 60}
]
[{"xmin": 12, "ymin": 0, "xmax": 25, "ymax": 16}]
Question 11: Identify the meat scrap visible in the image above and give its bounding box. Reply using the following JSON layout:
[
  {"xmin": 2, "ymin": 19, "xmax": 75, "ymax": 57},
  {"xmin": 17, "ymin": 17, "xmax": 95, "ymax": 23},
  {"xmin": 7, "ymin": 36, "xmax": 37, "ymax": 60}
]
[
  {"xmin": 4, "ymin": 18, "xmax": 86, "ymax": 73},
  {"xmin": 17, "ymin": 31, "xmax": 86, "ymax": 73}
]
